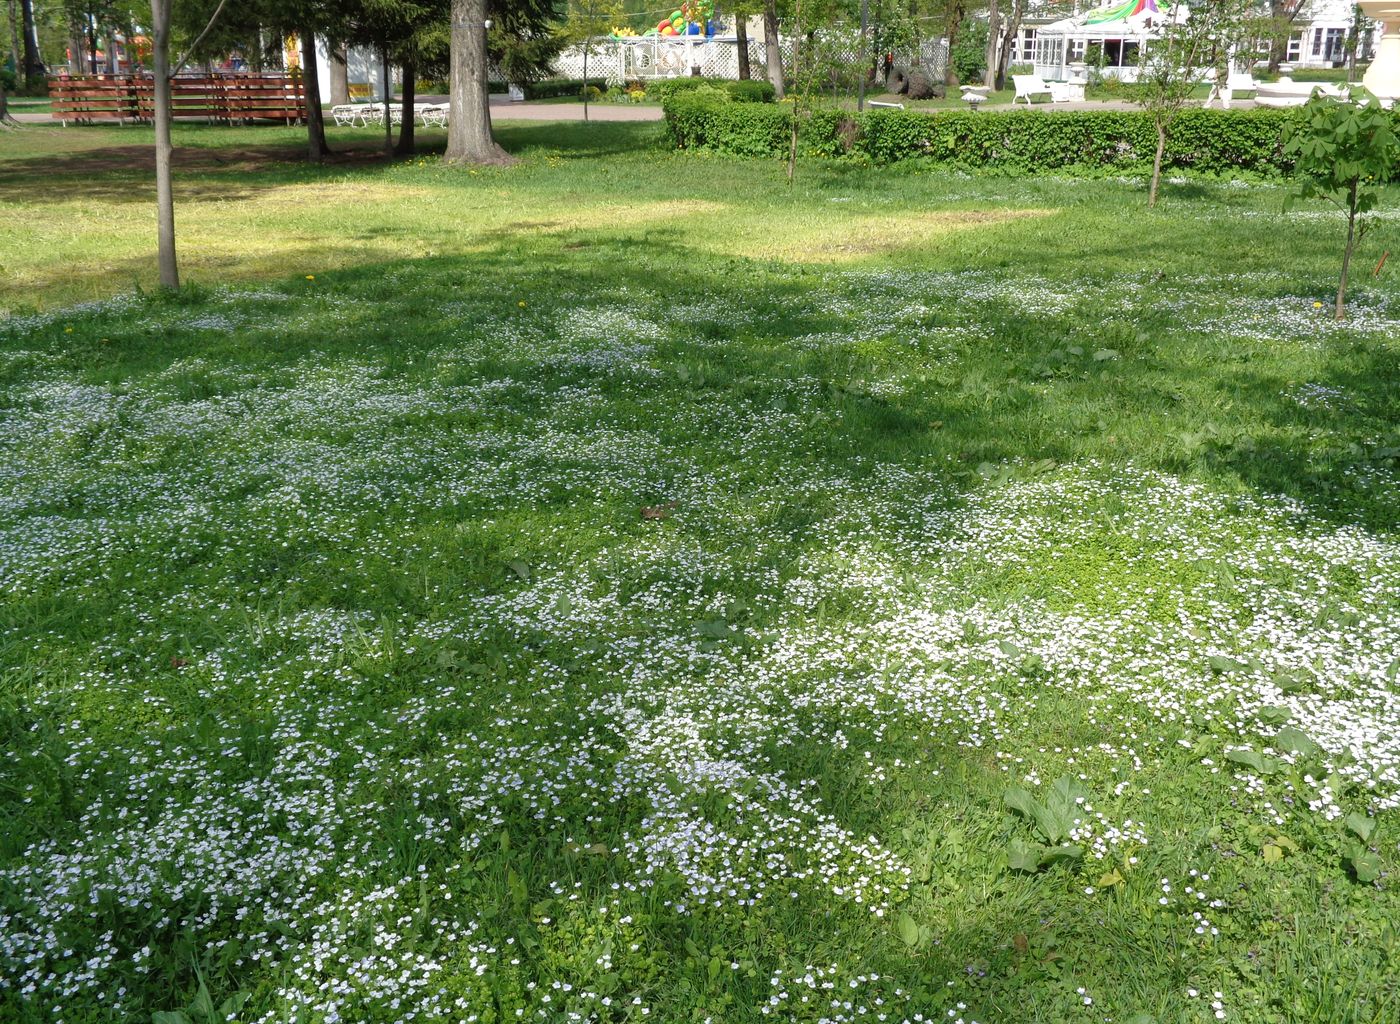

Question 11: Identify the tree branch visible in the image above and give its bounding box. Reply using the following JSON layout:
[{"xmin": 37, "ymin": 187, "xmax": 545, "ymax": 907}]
[{"xmin": 171, "ymin": 0, "xmax": 230, "ymax": 78}]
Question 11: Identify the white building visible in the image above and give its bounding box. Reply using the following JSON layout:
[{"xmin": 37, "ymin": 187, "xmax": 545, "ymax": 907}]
[{"xmin": 1013, "ymin": 0, "xmax": 1378, "ymax": 75}]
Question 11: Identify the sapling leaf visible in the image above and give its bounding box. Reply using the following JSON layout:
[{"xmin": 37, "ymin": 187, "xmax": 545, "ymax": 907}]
[
  {"xmin": 897, "ymin": 911, "xmax": 921, "ymax": 946},
  {"xmin": 1345, "ymin": 812, "xmax": 1376, "ymax": 842},
  {"xmin": 1038, "ymin": 844, "xmax": 1084, "ymax": 866},
  {"xmin": 1343, "ymin": 840, "xmax": 1382, "ymax": 883},
  {"xmin": 1007, "ymin": 837, "xmax": 1044, "ymax": 873},
  {"xmin": 1275, "ymin": 726, "xmax": 1320, "ymax": 758}
]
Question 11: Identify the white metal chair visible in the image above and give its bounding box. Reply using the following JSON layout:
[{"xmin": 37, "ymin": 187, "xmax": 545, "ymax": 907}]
[{"xmin": 1012, "ymin": 74, "xmax": 1056, "ymax": 105}]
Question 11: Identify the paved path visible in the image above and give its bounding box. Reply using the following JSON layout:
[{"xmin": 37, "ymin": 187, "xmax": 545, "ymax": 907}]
[{"xmin": 489, "ymin": 99, "xmax": 664, "ymax": 121}]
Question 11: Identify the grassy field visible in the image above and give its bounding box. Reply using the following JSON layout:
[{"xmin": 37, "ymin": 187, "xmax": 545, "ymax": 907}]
[{"xmin": 1, "ymin": 121, "xmax": 1398, "ymax": 1024}]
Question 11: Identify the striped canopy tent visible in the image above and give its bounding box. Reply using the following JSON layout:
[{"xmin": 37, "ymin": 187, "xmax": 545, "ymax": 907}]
[{"xmin": 1032, "ymin": 0, "xmax": 1185, "ymax": 82}]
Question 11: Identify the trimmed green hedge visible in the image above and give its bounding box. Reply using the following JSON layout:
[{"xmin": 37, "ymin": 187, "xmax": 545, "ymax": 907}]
[
  {"xmin": 649, "ymin": 76, "xmax": 777, "ymax": 103},
  {"xmin": 663, "ymin": 97, "xmax": 1400, "ymax": 178},
  {"xmin": 522, "ymin": 77, "xmax": 607, "ymax": 100}
]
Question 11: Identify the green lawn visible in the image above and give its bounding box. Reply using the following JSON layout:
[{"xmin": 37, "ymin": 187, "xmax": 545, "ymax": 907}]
[{"xmin": 1, "ymin": 121, "xmax": 1398, "ymax": 1024}]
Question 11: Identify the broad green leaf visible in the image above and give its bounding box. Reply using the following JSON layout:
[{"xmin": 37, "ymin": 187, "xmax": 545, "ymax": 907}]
[
  {"xmin": 507, "ymin": 559, "xmax": 531, "ymax": 581},
  {"xmin": 1344, "ymin": 841, "xmax": 1382, "ymax": 883},
  {"xmin": 1275, "ymin": 726, "xmax": 1320, "ymax": 757},
  {"xmin": 152, "ymin": 1013, "xmax": 193, "ymax": 1024},
  {"xmin": 1345, "ymin": 812, "xmax": 1377, "ymax": 842},
  {"xmin": 896, "ymin": 911, "xmax": 921, "ymax": 946},
  {"xmin": 1257, "ymin": 705, "xmax": 1291, "ymax": 726},
  {"xmin": 1038, "ymin": 844, "xmax": 1084, "ymax": 867},
  {"xmin": 1004, "ymin": 786, "xmax": 1065, "ymax": 844},
  {"xmin": 1208, "ymin": 655, "xmax": 1249, "ymax": 673},
  {"xmin": 1007, "ymin": 837, "xmax": 1044, "ymax": 873}
]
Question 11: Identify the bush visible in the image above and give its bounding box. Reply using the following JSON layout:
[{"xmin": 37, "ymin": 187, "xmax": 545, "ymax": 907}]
[
  {"xmin": 1, "ymin": 67, "xmax": 16, "ymax": 92},
  {"xmin": 950, "ymin": 17, "xmax": 988, "ymax": 85},
  {"xmin": 664, "ymin": 94, "xmax": 794, "ymax": 156},
  {"xmin": 662, "ymin": 97, "xmax": 1400, "ymax": 178},
  {"xmin": 650, "ymin": 76, "xmax": 776, "ymax": 103},
  {"xmin": 520, "ymin": 77, "xmax": 607, "ymax": 100},
  {"xmin": 727, "ymin": 79, "xmax": 776, "ymax": 103}
]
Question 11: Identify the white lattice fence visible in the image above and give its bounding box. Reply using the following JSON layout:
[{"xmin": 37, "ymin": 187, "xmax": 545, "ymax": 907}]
[{"xmin": 552, "ymin": 34, "xmax": 945, "ymax": 85}]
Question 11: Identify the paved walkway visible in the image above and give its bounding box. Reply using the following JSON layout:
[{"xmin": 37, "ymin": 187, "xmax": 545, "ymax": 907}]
[{"xmin": 489, "ymin": 99, "xmax": 664, "ymax": 121}]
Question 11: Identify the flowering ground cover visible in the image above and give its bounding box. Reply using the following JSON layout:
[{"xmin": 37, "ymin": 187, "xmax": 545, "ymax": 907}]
[{"xmin": 1, "ymin": 123, "xmax": 1398, "ymax": 1024}]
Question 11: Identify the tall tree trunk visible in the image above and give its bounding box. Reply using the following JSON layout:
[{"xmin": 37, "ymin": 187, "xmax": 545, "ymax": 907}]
[
  {"xmin": 108, "ymin": 28, "xmax": 120, "ymax": 73},
  {"xmin": 396, "ymin": 55, "xmax": 416, "ymax": 154},
  {"xmin": 995, "ymin": 2, "xmax": 1022, "ymax": 90},
  {"xmin": 7, "ymin": 0, "xmax": 20, "ymax": 81},
  {"xmin": 382, "ymin": 49, "xmax": 392, "ymax": 152},
  {"xmin": 329, "ymin": 42, "xmax": 349, "ymax": 104},
  {"xmin": 69, "ymin": 21, "xmax": 85, "ymax": 73},
  {"xmin": 943, "ymin": 0, "xmax": 965, "ymax": 85},
  {"xmin": 983, "ymin": 0, "xmax": 1000, "ymax": 88},
  {"xmin": 20, "ymin": 0, "xmax": 42, "ymax": 84},
  {"xmin": 444, "ymin": 0, "xmax": 512, "ymax": 164},
  {"xmin": 151, "ymin": 0, "xmax": 178, "ymax": 289},
  {"xmin": 735, "ymin": 14, "xmax": 750, "ymax": 79},
  {"xmin": 0, "ymin": 70, "xmax": 17, "ymax": 127},
  {"xmin": 582, "ymin": 43, "xmax": 590, "ymax": 122},
  {"xmin": 301, "ymin": 26, "xmax": 327, "ymax": 161},
  {"xmin": 763, "ymin": 0, "xmax": 783, "ymax": 98}
]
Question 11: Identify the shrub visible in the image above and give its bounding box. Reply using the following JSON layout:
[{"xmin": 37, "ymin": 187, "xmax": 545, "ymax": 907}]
[
  {"xmin": 651, "ymin": 76, "xmax": 777, "ymax": 103},
  {"xmin": 950, "ymin": 17, "xmax": 988, "ymax": 84},
  {"xmin": 662, "ymin": 98, "xmax": 1400, "ymax": 179},
  {"xmin": 520, "ymin": 77, "xmax": 607, "ymax": 100},
  {"xmin": 663, "ymin": 94, "xmax": 793, "ymax": 156},
  {"xmin": 727, "ymin": 79, "xmax": 776, "ymax": 103}
]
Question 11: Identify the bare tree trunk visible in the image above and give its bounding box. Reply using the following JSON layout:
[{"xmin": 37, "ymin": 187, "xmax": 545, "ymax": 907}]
[
  {"xmin": 301, "ymin": 26, "xmax": 327, "ymax": 162},
  {"xmin": 69, "ymin": 21, "xmax": 86, "ymax": 73},
  {"xmin": 1149, "ymin": 121, "xmax": 1165, "ymax": 208},
  {"xmin": 995, "ymin": 1, "xmax": 1023, "ymax": 90},
  {"xmin": 7, "ymin": 0, "xmax": 20, "ymax": 81},
  {"xmin": 943, "ymin": 0, "xmax": 965, "ymax": 85},
  {"xmin": 0, "ymin": 72, "xmax": 18, "ymax": 127},
  {"xmin": 21, "ymin": 0, "xmax": 42, "ymax": 84},
  {"xmin": 444, "ymin": 0, "xmax": 513, "ymax": 164},
  {"xmin": 763, "ymin": 0, "xmax": 784, "ymax": 98},
  {"xmin": 582, "ymin": 43, "xmax": 590, "ymax": 122},
  {"xmin": 329, "ymin": 42, "xmax": 349, "ymax": 104},
  {"xmin": 983, "ymin": 0, "xmax": 1000, "ymax": 88},
  {"xmin": 108, "ymin": 28, "xmax": 120, "ymax": 73},
  {"xmin": 396, "ymin": 55, "xmax": 416, "ymax": 154},
  {"xmin": 735, "ymin": 14, "xmax": 750, "ymax": 79},
  {"xmin": 382, "ymin": 49, "xmax": 392, "ymax": 152},
  {"xmin": 1337, "ymin": 188, "xmax": 1357, "ymax": 320},
  {"xmin": 151, "ymin": 0, "xmax": 178, "ymax": 289}
]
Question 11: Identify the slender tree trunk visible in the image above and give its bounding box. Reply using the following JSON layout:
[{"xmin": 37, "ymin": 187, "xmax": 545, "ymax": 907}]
[
  {"xmin": 151, "ymin": 0, "xmax": 178, "ymax": 289},
  {"xmin": 444, "ymin": 0, "xmax": 513, "ymax": 164},
  {"xmin": 1149, "ymin": 121, "xmax": 1165, "ymax": 208},
  {"xmin": 301, "ymin": 26, "xmax": 327, "ymax": 161},
  {"xmin": 20, "ymin": 0, "xmax": 41, "ymax": 84},
  {"xmin": 382, "ymin": 50, "xmax": 393, "ymax": 152},
  {"xmin": 983, "ymin": 0, "xmax": 1000, "ymax": 88},
  {"xmin": 396, "ymin": 55, "xmax": 416, "ymax": 153},
  {"xmin": 943, "ymin": 0, "xmax": 965, "ymax": 85},
  {"xmin": 735, "ymin": 14, "xmax": 750, "ymax": 79},
  {"xmin": 7, "ymin": 0, "xmax": 20, "ymax": 81},
  {"xmin": 69, "ymin": 21, "xmax": 85, "ymax": 73},
  {"xmin": 1337, "ymin": 190, "xmax": 1357, "ymax": 320},
  {"xmin": 763, "ymin": 0, "xmax": 783, "ymax": 98},
  {"xmin": 582, "ymin": 44, "xmax": 590, "ymax": 122},
  {"xmin": 329, "ymin": 43, "xmax": 349, "ymax": 104},
  {"xmin": 995, "ymin": 2, "xmax": 1022, "ymax": 90}
]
